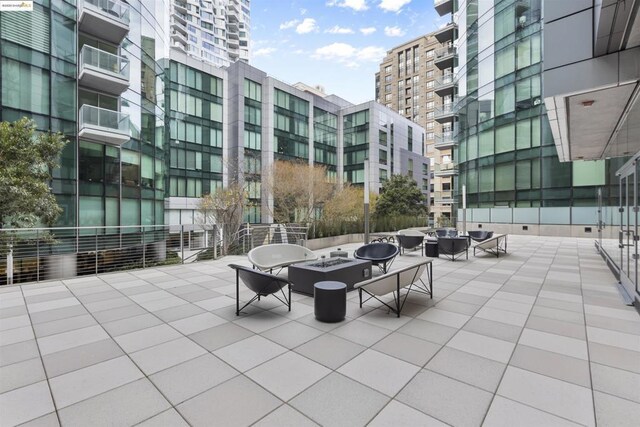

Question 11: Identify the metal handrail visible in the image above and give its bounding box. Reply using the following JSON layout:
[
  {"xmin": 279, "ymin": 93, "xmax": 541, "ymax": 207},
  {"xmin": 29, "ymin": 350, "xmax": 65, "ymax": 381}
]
[{"xmin": 79, "ymin": 105, "xmax": 130, "ymax": 134}]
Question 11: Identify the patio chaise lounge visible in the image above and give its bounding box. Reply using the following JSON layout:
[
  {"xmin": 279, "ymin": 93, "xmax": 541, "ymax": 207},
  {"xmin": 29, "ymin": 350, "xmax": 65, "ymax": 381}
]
[
  {"xmin": 247, "ymin": 243, "xmax": 317, "ymax": 273},
  {"xmin": 473, "ymin": 234, "xmax": 508, "ymax": 258},
  {"xmin": 229, "ymin": 264, "xmax": 292, "ymax": 315},
  {"xmin": 354, "ymin": 259, "xmax": 433, "ymax": 317},
  {"xmin": 354, "ymin": 242, "xmax": 399, "ymax": 273}
]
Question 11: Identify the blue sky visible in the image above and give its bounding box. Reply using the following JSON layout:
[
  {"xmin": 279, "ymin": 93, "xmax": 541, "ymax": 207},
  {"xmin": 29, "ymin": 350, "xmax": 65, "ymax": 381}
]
[{"xmin": 250, "ymin": 0, "xmax": 444, "ymax": 104}]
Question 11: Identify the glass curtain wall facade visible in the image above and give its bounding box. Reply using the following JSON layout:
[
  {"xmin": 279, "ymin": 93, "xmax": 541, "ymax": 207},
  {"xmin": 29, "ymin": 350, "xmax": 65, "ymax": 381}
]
[
  {"xmin": 274, "ymin": 89, "xmax": 310, "ymax": 161},
  {"xmin": 313, "ymin": 107, "xmax": 338, "ymax": 182},
  {"xmin": 1, "ymin": 0, "xmax": 170, "ymax": 229},
  {"xmin": 450, "ymin": 0, "xmax": 622, "ymax": 233},
  {"xmin": 243, "ymin": 78, "xmax": 262, "ymax": 223}
]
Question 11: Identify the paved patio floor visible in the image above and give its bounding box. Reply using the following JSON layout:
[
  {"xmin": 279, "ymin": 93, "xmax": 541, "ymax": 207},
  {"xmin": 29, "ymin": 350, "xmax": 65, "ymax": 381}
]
[{"xmin": 1, "ymin": 235, "xmax": 639, "ymax": 426}]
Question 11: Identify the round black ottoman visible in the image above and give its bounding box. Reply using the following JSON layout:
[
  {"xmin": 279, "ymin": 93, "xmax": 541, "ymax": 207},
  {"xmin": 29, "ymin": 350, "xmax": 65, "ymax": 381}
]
[{"xmin": 314, "ymin": 281, "xmax": 347, "ymax": 322}]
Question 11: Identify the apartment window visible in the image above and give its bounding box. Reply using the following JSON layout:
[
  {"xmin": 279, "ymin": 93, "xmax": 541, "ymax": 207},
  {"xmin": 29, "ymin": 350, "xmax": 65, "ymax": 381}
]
[
  {"xmin": 426, "ymin": 80, "xmax": 434, "ymax": 89},
  {"xmin": 426, "ymin": 70, "xmax": 434, "ymax": 78},
  {"xmin": 426, "ymin": 132, "xmax": 434, "ymax": 140},
  {"xmin": 385, "ymin": 75, "xmax": 392, "ymax": 82},
  {"xmin": 426, "ymin": 101, "xmax": 435, "ymax": 109},
  {"xmin": 426, "ymin": 111, "xmax": 434, "ymax": 119},
  {"xmin": 426, "ymin": 122, "xmax": 434, "ymax": 130},
  {"xmin": 385, "ymin": 93, "xmax": 392, "ymax": 101},
  {"xmin": 385, "ymin": 84, "xmax": 392, "ymax": 92},
  {"xmin": 426, "ymin": 91, "xmax": 434, "ymax": 99},
  {"xmin": 426, "ymin": 60, "xmax": 434, "ymax": 67},
  {"xmin": 426, "ymin": 49, "xmax": 434, "ymax": 58},
  {"xmin": 384, "ymin": 65, "xmax": 392, "ymax": 73}
]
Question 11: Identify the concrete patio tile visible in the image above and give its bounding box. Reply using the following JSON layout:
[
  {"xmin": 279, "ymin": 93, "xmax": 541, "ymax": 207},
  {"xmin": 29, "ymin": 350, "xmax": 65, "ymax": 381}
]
[
  {"xmin": 584, "ymin": 304, "xmax": 639, "ymax": 322},
  {"xmin": 0, "ymin": 357, "xmax": 46, "ymax": 394},
  {"xmin": 497, "ymin": 366, "xmax": 595, "ymax": 427},
  {"xmin": 586, "ymin": 326, "xmax": 640, "ymax": 352},
  {"xmin": 338, "ymin": 349, "xmax": 421, "ymax": 397},
  {"xmin": 153, "ymin": 303, "xmax": 206, "ymax": 322},
  {"xmin": 294, "ymin": 333, "xmax": 366, "ymax": 370},
  {"xmin": 253, "ymin": 404, "xmax": 318, "ymax": 427},
  {"xmin": 194, "ymin": 295, "xmax": 236, "ymax": 311},
  {"xmin": 17, "ymin": 412, "xmax": 60, "ymax": 426},
  {"xmin": 474, "ymin": 306, "xmax": 529, "ymax": 327},
  {"xmin": 425, "ymin": 347, "xmax": 506, "ymax": 393},
  {"xmin": 510, "ymin": 345, "xmax": 591, "ymax": 388},
  {"xmin": 233, "ymin": 310, "xmax": 291, "ymax": 334},
  {"xmin": 247, "ymin": 351, "xmax": 331, "ymax": 401},
  {"xmin": 484, "ymin": 297, "xmax": 533, "ymax": 314},
  {"xmin": 357, "ymin": 307, "xmax": 414, "ymax": 330},
  {"xmin": 37, "ymin": 325, "xmax": 110, "ymax": 356},
  {"xmin": 0, "ymin": 325, "xmax": 34, "ymax": 346},
  {"xmin": 129, "ymin": 290, "xmax": 172, "ymax": 304},
  {"xmin": 129, "ymin": 337, "xmax": 207, "ymax": 375},
  {"xmin": 0, "ymin": 381, "xmax": 55, "ymax": 426},
  {"xmin": 268, "ymin": 302, "xmax": 315, "ymax": 320},
  {"xmin": 188, "ymin": 322, "xmax": 254, "ymax": 351},
  {"xmin": 82, "ymin": 296, "xmax": 134, "ymax": 313},
  {"xmin": 529, "ymin": 305, "xmax": 585, "ymax": 324},
  {"xmin": 585, "ymin": 313, "xmax": 640, "ymax": 335},
  {"xmin": 213, "ymin": 335, "xmax": 287, "ymax": 372},
  {"xmin": 41, "ymin": 338, "xmax": 124, "ymax": 378},
  {"xmin": 0, "ymin": 314, "xmax": 31, "ymax": 331},
  {"xmin": 290, "ymin": 372, "xmax": 389, "ymax": 427},
  {"xmin": 462, "ymin": 317, "xmax": 522, "ymax": 343},
  {"xmin": 0, "ymin": 340, "xmax": 40, "ymax": 367},
  {"xmin": 261, "ymin": 321, "xmax": 324, "ymax": 349},
  {"xmin": 168, "ymin": 312, "xmax": 227, "ymax": 335},
  {"xmin": 525, "ymin": 315, "xmax": 586, "ymax": 340},
  {"xmin": 22, "ymin": 285, "xmax": 67, "ymax": 297},
  {"xmin": 29, "ymin": 305, "xmax": 88, "ymax": 324},
  {"xmin": 101, "ymin": 313, "xmax": 163, "ymax": 337},
  {"xmin": 434, "ymin": 299, "xmax": 481, "ymax": 315},
  {"xmin": 49, "ymin": 355, "xmax": 143, "ymax": 409},
  {"xmin": 25, "ymin": 291, "xmax": 74, "ymax": 305},
  {"xmin": 177, "ymin": 375, "xmax": 281, "ymax": 427},
  {"xmin": 445, "ymin": 291, "xmax": 490, "ymax": 306},
  {"xmin": 590, "ymin": 362, "xmax": 640, "ymax": 403},
  {"xmin": 368, "ymin": 400, "xmax": 448, "ymax": 426},
  {"xmin": 483, "ymin": 396, "xmax": 582, "ymax": 427},
  {"xmin": 493, "ymin": 291, "xmax": 536, "ymax": 305},
  {"xmin": 138, "ymin": 296, "xmax": 189, "ymax": 312},
  {"xmin": 397, "ymin": 370, "xmax": 493, "ymax": 427},
  {"xmin": 27, "ymin": 297, "xmax": 80, "ymax": 314},
  {"xmin": 114, "ymin": 324, "xmax": 182, "ymax": 353},
  {"xmin": 518, "ymin": 328, "xmax": 588, "ymax": 360},
  {"xmin": 57, "ymin": 379, "xmax": 171, "ymax": 427},
  {"xmin": 295, "ymin": 313, "xmax": 348, "ymax": 332},
  {"xmin": 538, "ymin": 289, "xmax": 583, "ymax": 304},
  {"xmin": 593, "ymin": 391, "xmax": 640, "ymax": 427},
  {"xmin": 136, "ymin": 408, "xmax": 189, "ymax": 427},
  {"xmin": 417, "ymin": 308, "xmax": 471, "ymax": 328},
  {"xmin": 90, "ymin": 304, "xmax": 147, "ymax": 323},
  {"xmin": 397, "ymin": 318, "xmax": 459, "ymax": 345},
  {"xmin": 446, "ymin": 330, "xmax": 516, "ymax": 363},
  {"xmin": 330, "ymin": 319, "xmax": 392, "ymax": 347},
  {"xmin": 590, "ymin": 342, "xmax": 640, "ymax": 374},
  {"xmin": 372, "ymin": 332, "xmax": 441, "ymax": 367},
  {"xmin": 149, "ymin": 354, "xmax": 238, "ymax": 405},
  {"xmin": 32, "ymin": 314, "xmax": 97, "ymax": 339}
]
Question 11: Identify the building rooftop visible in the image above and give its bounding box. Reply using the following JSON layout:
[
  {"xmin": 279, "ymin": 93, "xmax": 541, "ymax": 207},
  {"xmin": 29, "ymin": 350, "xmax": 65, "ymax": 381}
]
[{"xmin": 0, "ymin": 235, "xmax": 638, "ymax": 426}]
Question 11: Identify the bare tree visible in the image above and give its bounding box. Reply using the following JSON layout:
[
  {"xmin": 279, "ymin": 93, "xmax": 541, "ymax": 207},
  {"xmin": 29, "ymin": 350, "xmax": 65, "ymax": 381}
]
[
  {"xmin": 198, "ymin": 183, "xmax": 246, "ymax": 255},
  {"xmin": 322, "ymin": 183, "xmax": 377, "ymax": 222},
  {"xmin": 263, "ymin": 160, "xmax": 336, "ymax": 224}
]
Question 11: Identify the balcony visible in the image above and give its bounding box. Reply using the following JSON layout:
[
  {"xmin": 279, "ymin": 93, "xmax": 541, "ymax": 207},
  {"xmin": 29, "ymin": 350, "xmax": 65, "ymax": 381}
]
[
  {"xmin": 173, "ymin": 0, "xmax": 187, "ymax": 13},
  {"xmin": 434, "ymin": 100, "xmax": 458, "ymax": 123},
  {"xmin": 434, "ymin": 73, "xmax": 456, "ymax": 97},
  {"xmin": 433, "ymin": 190, "xmax": 455, "ymax": 204},
  {"xmin": 79, "ymin": 0, "xmax": 130, "ymax": 44},
  {"xmin": 78, "ymin": 45, "xmax": 129, "ymax": 95},
  {"xmin": 434, "ymin": 162, "xmax": 458, "ymax": 177},
  {"xmin": 434, "ymin": 0, "xmax": 454, "ymax": 16},
  {"xmin": 171, "ymin": 17, "xmax": 187, "ymax": 35},
  {"xmin": 78, "ymin": 105, "xmax": 130, "ymax": 146},
  {"xmin": 433, "ymin": 22, "xmax": 457, "ymax": 43},
  {"xmin": 434, "ymin": 131, "xmax": 457, "ymax": 150},
  {"xmin": 171, "ymin": 29, "xmax": 188, "ymax": 45},
  {"xmin": 434, "ymin": 45, "xmax": 457, "ymax": 70}
]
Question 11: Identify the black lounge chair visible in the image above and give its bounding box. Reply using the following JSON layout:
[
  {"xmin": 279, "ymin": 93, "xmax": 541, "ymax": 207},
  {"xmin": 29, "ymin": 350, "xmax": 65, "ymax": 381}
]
[
  {"xmin": 396, "ymin": 234, "xmax": 425, "ymax": 256},
  {"xmin": 435, "ymin": 228, "xmax": 458, "ymax": 238},
  {"xmin": 437, "ymin": 237, "xmax": 469, "ymax": 261},
  {"xmin": 354, "ymin": 242, "xmax": 399, "ymax": 273},
  {"xmin": 467, "ymin": 230, "xmax": 494, "ymax": 243},
  {"xmin": 229, "ymin": 264, "xmax": 291, "ymax": 315}
]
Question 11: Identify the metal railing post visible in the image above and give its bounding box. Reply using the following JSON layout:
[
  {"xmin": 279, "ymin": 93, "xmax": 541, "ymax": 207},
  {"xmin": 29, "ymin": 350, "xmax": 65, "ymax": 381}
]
[
  {"xmin": 142, "ymin": 226, "xmax": 146, "ymax": 268},
  {"xmin": 95, "ymin": 228, "xmax": 98, "ymax": 276},
  {"xmin": 213, "ymin": 227, "xmax": 217, "ymax": 259},
  {"xmin": 181, "ymin": 225, "xmax": 184, "ymax": 264},
  {"xmin": 36, "ymin": 230, "xmax": 40, "ymax": 282}
]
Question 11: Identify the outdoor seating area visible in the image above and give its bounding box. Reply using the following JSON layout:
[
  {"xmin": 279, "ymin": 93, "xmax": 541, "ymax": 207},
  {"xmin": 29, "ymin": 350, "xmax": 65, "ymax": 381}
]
[{"xmin": 0, "ymin": 234, "xmax": 638, "ymax": 427}]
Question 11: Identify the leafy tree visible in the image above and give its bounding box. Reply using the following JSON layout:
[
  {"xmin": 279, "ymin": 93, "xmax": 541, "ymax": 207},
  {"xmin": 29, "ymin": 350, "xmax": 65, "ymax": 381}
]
[
  {"xmin": 198, "ymin": 183, "xmax": 246, "ymax": 255},
  {"xmin": 0, "ymin": 118, "xmax": 68, "ymax": 232},
  {"xmin": 264, "ymin": 160, "xmax": 336, "ymax": 224},
  {"xmin": 375, "ymin": 174, "xmax": 428, "ymax": 218}
]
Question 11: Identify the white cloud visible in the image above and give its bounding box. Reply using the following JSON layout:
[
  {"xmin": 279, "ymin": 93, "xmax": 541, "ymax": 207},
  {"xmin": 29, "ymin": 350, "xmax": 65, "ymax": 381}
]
[
  {"xmin": 360, "ymin": 26, "xmax": 376, "ymax": 35},
  {"xmin": 379, "ymin": 0, "xmax": 411, "ymax": 13},
  {"xmin": 253, "ymin": 47, "xmax": 277, "ymax": 57},
  {"xmin": 312, "ymin": 42, "xmax": 386, "ymax": 67},
  {"xmin": 296, "ymin": 18, "xmax": 319, "ymax": 34},
  {"xmin": 300, "ymin": 8, "xmax": 307, "ymax": 15},
  {"xmin": 325, "ymin": 25, "xmax": 355, "ymax": 34},
  {"xmin": 326, "ymin": 0, "xmax": 368, "ymax": 12},
  {"xmin": 279, "ymin": 19, "xmax": 299, "ymax": 30},
  {"xmin": 384, "ymin": 26, "xmax": 406, "ymax": 37}
]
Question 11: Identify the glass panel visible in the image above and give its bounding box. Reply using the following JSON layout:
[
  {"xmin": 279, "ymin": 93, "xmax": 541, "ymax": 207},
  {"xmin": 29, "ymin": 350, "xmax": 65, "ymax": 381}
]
[{"xmin": 573, "ymin": 160, "xmax": 605, "ymax": 186}]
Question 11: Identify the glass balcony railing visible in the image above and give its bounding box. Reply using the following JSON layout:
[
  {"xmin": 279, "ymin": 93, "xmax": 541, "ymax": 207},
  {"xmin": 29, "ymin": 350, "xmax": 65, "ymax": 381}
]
[
  {"xmin": 434, "ymin": 163, "xmax": 459, "ymax": 175},
  {"xmin": 80, "ymin": 45, "xmax": 129, "ymax": 80},
  {"xmin": 83, "ymin": 0, "xmax": 130, "ymax": 24},
  {"xmin": 79, "ymin": 105, "xmax": 129, "ymax": 135},
  {"xmin": 435, "ymin": 73, "xmax": 455, "ymax": 88},
  {"xmin": 434, "ymin": 191, "xmax": 454, "ymax": 203},
  {"xmin": 434, "ymin": 131, "xmax": 457, "ymax": 148},
  {"xmin": 434, "ymin": 45, "xmax": 456, "ymax": 59},
  {"xmin": 434, "ymin": 0, "xmax": 452, "ymax": 6}
]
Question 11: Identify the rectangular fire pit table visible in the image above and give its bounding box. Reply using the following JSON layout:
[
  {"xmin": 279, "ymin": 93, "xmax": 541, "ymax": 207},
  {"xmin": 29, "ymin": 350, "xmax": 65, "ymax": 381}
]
[{"xmin": 288, "ymin": 257, "xmax": 373, "ymax": 295}]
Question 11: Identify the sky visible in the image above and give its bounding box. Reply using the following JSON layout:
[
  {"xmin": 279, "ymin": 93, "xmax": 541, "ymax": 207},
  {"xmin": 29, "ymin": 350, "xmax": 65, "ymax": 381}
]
[{"xmin": 249, "ymin": 0, "xmax": 445, "ymax": 104}]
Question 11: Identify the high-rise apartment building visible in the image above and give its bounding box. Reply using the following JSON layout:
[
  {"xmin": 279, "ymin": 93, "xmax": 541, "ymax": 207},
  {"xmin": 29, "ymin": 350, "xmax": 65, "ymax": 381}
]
[
  {"xmin": 169, "ymin": 0, "xmax": 250, "ymax": 67},
  {"xmin": 376, "ymin": 33, "xmax": 453, "ymax": 227},
  {"xmin": 434, "ymin": 0, "xmax": 624, "ymax": 237}
]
